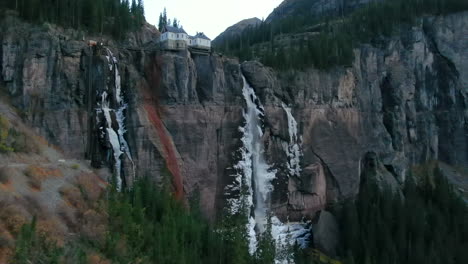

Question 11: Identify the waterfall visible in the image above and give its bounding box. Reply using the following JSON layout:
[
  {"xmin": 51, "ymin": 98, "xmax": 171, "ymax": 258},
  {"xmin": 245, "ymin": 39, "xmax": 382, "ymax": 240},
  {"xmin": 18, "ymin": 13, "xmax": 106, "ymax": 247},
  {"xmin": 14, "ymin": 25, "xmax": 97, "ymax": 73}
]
[
  {"xmin": 96, "ymin": 49, "xmax": 134, "ymax": 191},
  {"xmin": 226, "ymin": 75, "xmax": 276, "ymax": 253},
  {"xmin": 281, "ymin": 103, "xmax": 303, "ymax": 177},
  {"xmin": 227, "ymin": 74, "xmax": 311, "ymax": 262}
]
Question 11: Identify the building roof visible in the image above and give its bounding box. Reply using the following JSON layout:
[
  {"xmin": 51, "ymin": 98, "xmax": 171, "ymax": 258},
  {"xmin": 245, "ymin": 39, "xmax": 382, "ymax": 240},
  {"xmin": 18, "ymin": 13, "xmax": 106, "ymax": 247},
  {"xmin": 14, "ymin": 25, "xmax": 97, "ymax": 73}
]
[
  {"xmin": 162, "ymin": 25, "xmax": 187, "ymax": 34},
  {"xmin": 194, "ymin": 32, "xmax": 211, "ymax": 41}
]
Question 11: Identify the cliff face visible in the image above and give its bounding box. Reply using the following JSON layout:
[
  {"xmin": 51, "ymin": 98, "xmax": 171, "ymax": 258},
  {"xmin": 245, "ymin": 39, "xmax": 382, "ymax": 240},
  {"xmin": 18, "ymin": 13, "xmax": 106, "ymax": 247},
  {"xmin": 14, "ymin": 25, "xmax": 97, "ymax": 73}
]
[
  {"xmin": 242, "ymin": 13, "xmax": 467, "ymax": 219},
  {"xmin": 1, "ymin": 12, "xmax": 467, "ymax": 221}
]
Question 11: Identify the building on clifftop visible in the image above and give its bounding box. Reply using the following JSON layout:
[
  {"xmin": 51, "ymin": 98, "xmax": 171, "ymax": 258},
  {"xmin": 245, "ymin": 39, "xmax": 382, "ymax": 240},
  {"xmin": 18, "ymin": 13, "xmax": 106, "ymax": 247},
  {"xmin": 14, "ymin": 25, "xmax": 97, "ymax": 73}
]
[
  {"xmin": 189, "ymin": 32, "xmax": 211, "ymax": 51},
  {"xmin": 159, "ymin": 26, "xmax": 211, "ymax": 52},
  {"xmin": 160, "ymin": 25, "xmax": 189, "ymax": 50}
]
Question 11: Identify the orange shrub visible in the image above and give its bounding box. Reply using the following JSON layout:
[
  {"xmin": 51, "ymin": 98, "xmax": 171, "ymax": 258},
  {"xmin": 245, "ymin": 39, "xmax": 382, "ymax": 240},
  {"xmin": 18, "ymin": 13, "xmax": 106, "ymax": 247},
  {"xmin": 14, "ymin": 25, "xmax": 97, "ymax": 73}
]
[
  {"xmin": 76, "ymin": 173, "xmax": 105, "ymax": 203},
  {"xmin": 0, "ymin": 204, "xmax": 27, "ymax": 236},
  {"xmin": 59, "ymin": 186, "xmax": 85, "ymax": 210},
  {"xmin": 36, "ymin": 218, "xmax": 65, "ymax": 247},
  {"xmin": 24, "ymin": 165, "xmax": 63, "ymax": 190}
]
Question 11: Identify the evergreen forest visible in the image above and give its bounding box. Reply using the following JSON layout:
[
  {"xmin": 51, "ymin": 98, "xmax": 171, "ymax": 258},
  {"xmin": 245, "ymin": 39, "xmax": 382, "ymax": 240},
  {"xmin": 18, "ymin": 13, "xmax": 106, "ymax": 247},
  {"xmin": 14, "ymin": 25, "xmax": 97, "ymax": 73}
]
[
  {"xmin": 336, "ymin": 166, "xmax": 468, "ymax": 264},
  {"xmin": 12, "ymin": 177, "xmax": 283, "ymax": 264},
  {"xmin": 12, "ymin": 166, "xmax": 468, "ymax": 264},
  {"xmin": 0, "ymin": 0, "xmax": 145, "ymax": 39}
]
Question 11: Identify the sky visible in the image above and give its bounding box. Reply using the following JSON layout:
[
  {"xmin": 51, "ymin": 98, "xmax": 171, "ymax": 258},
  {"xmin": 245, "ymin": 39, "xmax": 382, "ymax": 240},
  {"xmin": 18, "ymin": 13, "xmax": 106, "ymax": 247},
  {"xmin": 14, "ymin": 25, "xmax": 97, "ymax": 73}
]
[{"xmin": 144, "ymin": 0, "xmax": 284, "ymax": 39}]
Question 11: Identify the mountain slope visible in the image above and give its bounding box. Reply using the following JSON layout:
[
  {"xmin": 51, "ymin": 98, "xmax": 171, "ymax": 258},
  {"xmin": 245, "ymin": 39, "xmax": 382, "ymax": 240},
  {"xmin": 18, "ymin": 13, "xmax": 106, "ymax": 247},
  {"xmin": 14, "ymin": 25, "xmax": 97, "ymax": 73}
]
[
  {"xmin": 265, "ymin": 0, "xmax": 384, "ymax": 22},
  {"xmin": 213, "ymin": 17, "xmax": 262, "ymax": 46}
]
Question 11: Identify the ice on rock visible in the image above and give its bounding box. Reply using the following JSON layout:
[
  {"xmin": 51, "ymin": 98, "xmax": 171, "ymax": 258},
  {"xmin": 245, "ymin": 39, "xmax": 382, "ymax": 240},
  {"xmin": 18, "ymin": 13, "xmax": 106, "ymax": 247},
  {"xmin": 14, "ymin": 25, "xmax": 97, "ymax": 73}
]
[
  {"xmin": 226, "ymin": 74, "xmax": 311, "ymax": 261},
  {"xmin": 281, "ymin": 103, "xmax": 303, "ymax": 177},
  {"xmin": 94, "ymin": 49, "xmax": 135, "ymax": 191}
]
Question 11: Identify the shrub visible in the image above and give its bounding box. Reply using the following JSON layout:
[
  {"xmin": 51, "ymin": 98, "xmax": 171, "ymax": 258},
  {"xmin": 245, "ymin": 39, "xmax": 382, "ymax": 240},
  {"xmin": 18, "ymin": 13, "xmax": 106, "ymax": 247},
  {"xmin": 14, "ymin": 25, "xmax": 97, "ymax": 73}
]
[
  {"xmin": 0, "ymin": 114, "xmax": 39, "ymax": 154},
  {"xmin": 24, "ymin": 166, "xmax": 42, "ymax": 190},
  {"xmin": 59, "ymin": 186, "xmax": 83, "ymax": 210},
  {"xmin": 9, "ymin": 129, "xmax": 39, "ymax": 154},
  {"xmin": 76, "ymin": 173, "xmax": 104, "ymax": 203},
  {"xmin": 0, "ymin": 202, "xmax": 27, "ymax": 236},
  {"xmin": 0, "ymin": 115, "xmax": 13, "ymax": 153}
]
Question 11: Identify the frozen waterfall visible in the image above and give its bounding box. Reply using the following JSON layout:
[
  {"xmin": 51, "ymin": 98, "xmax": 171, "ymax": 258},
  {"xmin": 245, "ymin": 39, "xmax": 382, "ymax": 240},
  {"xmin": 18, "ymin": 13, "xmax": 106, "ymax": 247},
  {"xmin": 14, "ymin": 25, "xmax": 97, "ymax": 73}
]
[
  {"xmin": 227, "ymin": 74, "xmax": 311, "ymax": 262},
  {"xmin": 96, "ymin": 49, "xmax": 134, "ymax": 191},
  {"xmin": 281, "ymin": 103, "xmax": 303, "ymax": 177}
]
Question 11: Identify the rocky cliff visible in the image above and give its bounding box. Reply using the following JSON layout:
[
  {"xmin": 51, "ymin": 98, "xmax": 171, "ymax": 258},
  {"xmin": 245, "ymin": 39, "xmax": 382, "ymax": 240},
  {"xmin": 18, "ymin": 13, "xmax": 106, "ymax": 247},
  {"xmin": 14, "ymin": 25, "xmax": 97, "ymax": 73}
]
[
  {"xmin": 1, "ymin": 10, "xmax": 467, "ymax": 223},
  {"xmin": 241, "ymin": 12, "xmax": 467, "ymax": 219}
]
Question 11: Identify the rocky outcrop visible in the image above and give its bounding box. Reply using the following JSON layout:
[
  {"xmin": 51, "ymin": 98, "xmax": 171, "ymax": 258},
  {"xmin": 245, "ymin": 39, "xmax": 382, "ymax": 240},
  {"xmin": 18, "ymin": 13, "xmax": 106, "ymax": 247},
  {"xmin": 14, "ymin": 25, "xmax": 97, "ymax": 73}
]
[
  {"xmin": 313, "ymin": 210, "xmax": 340, "ymax": 256},
  {"xmin": 1, "ymin": 10, "xmax": 467, "ymax": 223}
]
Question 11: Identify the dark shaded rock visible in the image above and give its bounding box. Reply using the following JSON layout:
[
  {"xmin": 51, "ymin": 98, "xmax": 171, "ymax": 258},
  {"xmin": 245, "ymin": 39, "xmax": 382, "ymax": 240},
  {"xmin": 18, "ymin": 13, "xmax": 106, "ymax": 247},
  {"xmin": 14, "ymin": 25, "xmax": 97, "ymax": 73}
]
[
  {"xmin": 361, "ymin": 151, "xmax": 400, "ymax": 193},
  {"xmin": 241, "ymin": 61, "xmax": 285, "ymax": 104},
  {"xmin": 313, "ymin": 210, "xmax": 340, "ymax": 257}
]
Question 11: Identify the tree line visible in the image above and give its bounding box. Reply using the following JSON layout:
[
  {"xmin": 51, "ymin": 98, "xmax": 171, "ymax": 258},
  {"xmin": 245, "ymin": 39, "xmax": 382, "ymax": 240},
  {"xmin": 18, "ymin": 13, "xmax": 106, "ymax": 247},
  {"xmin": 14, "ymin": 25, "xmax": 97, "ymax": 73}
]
[
  {"xmin": 158, "ymin": 8, "xmax": 182, "ymax": 31},
  {"xmin": 0, "ymin": 0, "xmax": 145, "ymax": 39},
  {"xmin": 215, "ymin": 0, "xmax": 468, "ymax": 70}
]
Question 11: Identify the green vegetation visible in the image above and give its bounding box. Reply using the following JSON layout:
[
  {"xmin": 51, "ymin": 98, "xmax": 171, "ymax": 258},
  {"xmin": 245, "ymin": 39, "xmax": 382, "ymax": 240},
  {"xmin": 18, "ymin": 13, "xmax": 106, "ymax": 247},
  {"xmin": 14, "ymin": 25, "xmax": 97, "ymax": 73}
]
[
  {"xmin": 216, "ymin": 0, "xmax": 468, "ymax": 70},
  {"xmin": 99, "ymin": 177, "xmax": 242, "ymax": 263},
  {"xmin": 0, "ymin": 115, "xmax": 14, "ymax": 153},
  {"xmin": 158, "ymin": 8, "xmax": 182, "ymax": 31},
  {"xmin": 0, "ymin": 114, "xmax": 37, "ymax": 153},
  {"xmin": 10, "ymin": 176, "xmax": 277, "ymax": 263},
  {"xmin": 10, "ymin": 165, "xmax": 467, "ymax": 264},
  {"xmin": 14, "ymin": 217, "xmax": 63, "ymax": 264},
  {"xmin": 337, "ymin": 165, "xmax": 468, "ymax": 264},
  {"xmin": 0, "ymin": 0, "xmax": 145, "ymax": 39}
]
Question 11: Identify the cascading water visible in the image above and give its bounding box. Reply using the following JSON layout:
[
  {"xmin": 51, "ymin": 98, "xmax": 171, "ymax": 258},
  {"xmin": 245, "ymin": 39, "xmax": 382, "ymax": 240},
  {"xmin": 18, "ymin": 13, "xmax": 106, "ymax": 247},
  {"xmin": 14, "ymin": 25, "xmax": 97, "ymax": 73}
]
[
  {"xmin": 227, "ymin": 74, "xmax": 311, "ymax": 263},
  {"xmin": 95, "ymin": 49, "xmax": 134, "ymax": 191}
]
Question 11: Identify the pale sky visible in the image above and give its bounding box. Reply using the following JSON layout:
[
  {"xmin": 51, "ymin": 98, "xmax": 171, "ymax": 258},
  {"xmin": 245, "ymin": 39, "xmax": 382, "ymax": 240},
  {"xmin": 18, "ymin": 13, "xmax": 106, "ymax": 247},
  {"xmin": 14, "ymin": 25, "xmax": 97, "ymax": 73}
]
[{"xmin": 144, "ymin": 0, "xmax": 283, "ymax": 39}]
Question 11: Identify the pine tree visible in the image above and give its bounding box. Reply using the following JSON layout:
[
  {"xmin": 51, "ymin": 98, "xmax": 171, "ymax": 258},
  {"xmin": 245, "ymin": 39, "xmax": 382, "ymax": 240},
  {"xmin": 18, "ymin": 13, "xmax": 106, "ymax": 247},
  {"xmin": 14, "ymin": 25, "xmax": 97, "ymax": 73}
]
[
  {"xmin": 255, "ymin": 216, "xmax": 276, "ymax": 264},
  {"xmin": 158, "ymin": 7, "xmax": 168, "ymax": 31},
  {"xmin": 172, "ymin": 18, "xmax": 179, "ymax": 28}
]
